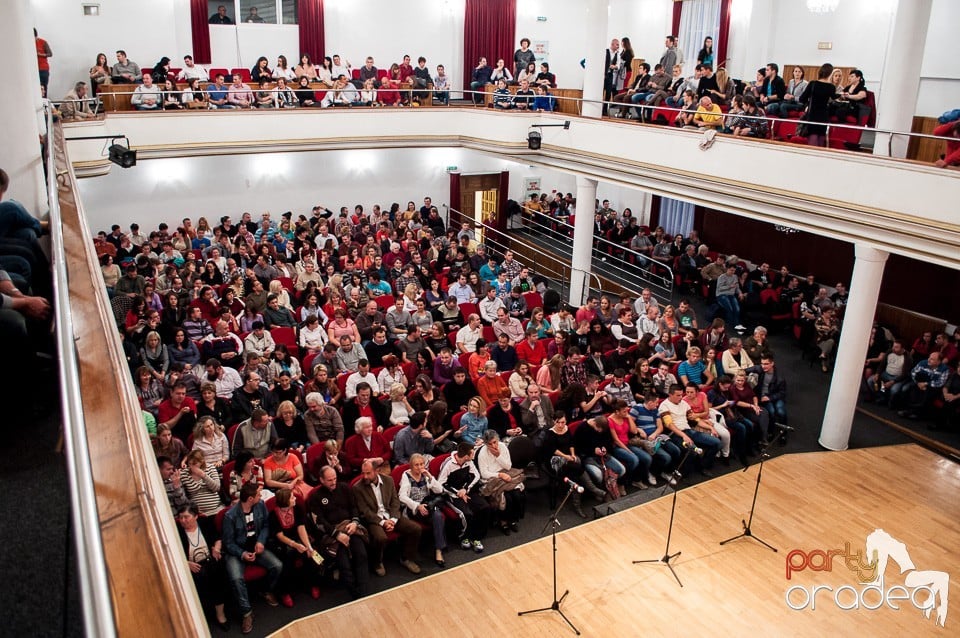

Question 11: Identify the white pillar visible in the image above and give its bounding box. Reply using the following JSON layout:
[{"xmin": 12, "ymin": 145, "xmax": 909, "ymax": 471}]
[
  {"xmin": 581, "ymin": 0, "xmax": 608, "ymax": 119},
  {"xmin": 1, "ymin": 0, "xmax": 45, "ymax": 214},
  {"xmin": 873, "ymin": 0, "xmax": 933, "ymax": 159},
  {"xmin": 569, "ymin": 176, "xmax": 598, "ymax": 306},
  {"xmin": 819, "ymin": 244, "xmax": 889, "ymax": 451}
]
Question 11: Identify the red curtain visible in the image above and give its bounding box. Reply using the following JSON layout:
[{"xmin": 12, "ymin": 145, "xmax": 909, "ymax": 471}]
[
  {"xmin": 189, "ymin": 0, "xmax": 211, "ymax": 64},
  {"xmin": 298, "ymin": 0, "xmax": 325, "ymax": 62},
  {"xmin": 463, "ymin": 0, "xmax": 517, "ymax": 88},
  {"xmin": 717, "ymin": 0, "xmax": 732, "ymax": 70},
  {"xmin": 449, "ymin": 173, "xmax": 462, "ymax": 221},
  {"xmin": 671, "ymin": 1, "xmax": 683, "ymax": 36}
]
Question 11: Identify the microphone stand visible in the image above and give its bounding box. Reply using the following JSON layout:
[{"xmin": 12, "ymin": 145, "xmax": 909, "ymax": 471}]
[
  {"xmin": 632, "ymin": 444, "xmax": 694, "ymax": 587},
  {"xmin": 518, "ymin": 482, "xmax": 580, "ymax": 635},
  {"xmin": 719, "ymin": 437, "xmax": 778, "ymax": 552}
]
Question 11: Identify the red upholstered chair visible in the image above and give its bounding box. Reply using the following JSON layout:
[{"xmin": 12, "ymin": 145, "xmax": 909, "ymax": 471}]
[
  {"xmin": 460, "ymin": 302, "xmax": 479, "ymax": 319},
  {"xmin": 448, "ymin": 331, "xmax": 459, "ymax": 350},
  {"xmin": 567, "ymin": 419, "xmax": 583, "ymax": 437},
  {"xmin": 482, "ymin": 325, "xmax": 496, "ymax": 343},
  {"xmin": 305, "ymin": 442, "xmax": 326, "ymax": 470},
  {"xmin": 336, "ymin": 373, "xmax": 349, "ymax": 398},
  {"xmin": 451, "ymin": 410, "xmax": 466, "ymax": 430},
  {"xmin": 428, "ymin": 453, "xmax": 451, "ymax": 476},
  {"xmin": 522, "ymin": 292, "xmax": 543, "ymax": 311},
  {"xmin": 230, "ymin": 68, "xmax": 252, "ymax": 83},
  {"xmin": 375, "ymin": 294, "xmax": 395, "ymax": 311},
  {"xmin": 547, "ymin": 390, "xmax": 561, "ymax": 408},
  {"xmin": 351, "ymin": 69, "xmax": 361, "ymax": 81},
  {"xmin": 458, "ymin": 352, "xmax": 472, "ymax": 369},
  {"xmin": 391, "ymin": 463, "xmax": 410, "ymax": 486},
  {"xmin": 383, "ymin": 424, "xmax": 404, "ymax": 448},
  {"xmin": 279, "ymin": 277, "xmax": 294, "ymax": 293},
  {"xmin": 208, "ymin": 68, "xmax": 228, "ymax": 81},
  {"xmin": 271, "ymin": 326, "xmax": 299, "ymax": 358},
  {"xmin": 302, "ymin": 351, "xmax": 320, "ymax": 376},
  {"xmin": 227, "ymin": 424, "xmax": 241, "ymax": 450}
]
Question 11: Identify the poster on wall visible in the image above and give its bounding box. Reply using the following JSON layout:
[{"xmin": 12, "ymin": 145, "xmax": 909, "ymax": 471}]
[
  {"xmin": 524, "ymin": 177, "xmax": 542, "ymax": 200},
  {"xmin": 532, "ymin": 41, "xmax": 549, "ymax": 66}
]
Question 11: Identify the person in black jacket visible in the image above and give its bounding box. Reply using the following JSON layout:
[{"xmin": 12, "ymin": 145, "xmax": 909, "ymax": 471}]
[
  {"xmin": 573, "ymin": 415, "xmax": 625, "ymax": 495},
  {"xmin": 175, "ymin": 504, "xmax": 229, "ymax": 630},
  {"xmin": 745, "ymin": 354, "xmax": 788, "ymax": 440},
  {"xmin": 306, "ymin": 466, "xmax": 370, "ymax": 598},
  {"xmin": 759, "ymin": 63, "xmax": 786, "ymax": 111}
]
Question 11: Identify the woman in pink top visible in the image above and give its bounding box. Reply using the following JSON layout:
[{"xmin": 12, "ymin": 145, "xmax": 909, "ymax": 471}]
[
  {"xmin": 326, "ymin": 308, "xmax": 361, "ymax": 343},
  {"xmin": 684, "ymin": 383, "xmax": 730, "ymax": 461},
  {"xmin": 606, "ymin": 399, "xmax": 657, "ymax": 488}
]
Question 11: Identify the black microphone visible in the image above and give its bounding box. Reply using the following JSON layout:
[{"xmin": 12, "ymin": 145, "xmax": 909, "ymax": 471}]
[
  {"xmin": 682, "ymin": 441, "xmax": 704, "ymax": 456},
  {"xmin": 563, "ymin": 477, "xmax": 585, "ymax": 494}
]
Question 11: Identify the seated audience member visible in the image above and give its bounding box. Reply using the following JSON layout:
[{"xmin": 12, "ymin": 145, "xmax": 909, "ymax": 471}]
[
  {"xmin": 342, "ymin": 415, "xmax": 392, "ymax": 475},
  {"xmin": 437, "ymin": 442, "xmax": 490, "ymax": 551},
  {"xmin": 866, "ymin": 339, "xmax": 912, "ymax": 405},
  {"xmin": 111, "ymin": 50, "xmax": 141, "ymax": 83},
  {"xmin": 61, "ymin": 81, "xmax": 96, "ymax": 120},
  {"xmin": 306, "ymin": 465, "xmax": 370, "ymax": 599},
  {"xmin": 658, "ymin": 384, "xmax": 721, "ymax": 476},
  {"xmin": 433, "ymin": 65, "xmax": 450, "ymax": 105},
  {"xmin": 728, "ymin": 95, "xmax": 768, "ymax": 137},
  {"xmin": 266, "ymin": 486, "xmax": 322, "ymax": 608},
  {"xmin": 892, "ymin": 352, "xmax": 951, "ymax": 420},
  {"xmin": 175, "ymin": 503, "xmax": 230, "ymax": 631},
  {"xmin": 222, "ymin": 483, "xmax": 283, "ymax": 634},
  {"xmin": 227, "ymin": 74, "xmax": 255, "ymax": 108},
  {"xmin": 131, "ymin": 73, "xmax": 161, "ymax": 110},
  {"xmin": 492, "ymin": 78, "xmax": 514, "ymax": 109},
  {"xmin": 179, "ymin": 450, "xmax": 223, "ymax": 517},
  {"xmin": 353, "ymin": 459, "xmax": 422, "ymax": 576},
  {"xmin": 207, "ymin": 74, "xmax": 233, "ymax": 109},
  {"xmin": 321, "ymin": 75, "xmax": 360, "ymax": 108},
  {"xmin": 535, "ymin": 62, "xmax": 556, "ymax": 88},
  {"xmin": 532, "ymin": 85, "xmax": 556, "ymax": 112},
  {"xmin": 746, "ymin": 354, "xmax": 788, "ymax": 439},
  {"xmin": 232, "ymin": 408, "xmax": 279, "ymax": 459},
  {"xmin": 476, "ymin": 429, "xmax": 525, "ymax": 534},
  {"xmin": 263, "ymin": 438, "xmax": 311, "ymax": 502},
  {"xmin": 767, "ymin": 66, "xmax": 808, "ymax": 116}
]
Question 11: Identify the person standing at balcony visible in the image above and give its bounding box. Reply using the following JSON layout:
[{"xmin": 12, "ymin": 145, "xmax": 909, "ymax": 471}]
[
  {"xmin": 798, "ymin": 63, "xmax": 836, "ymax": 147},
  {"xmin": 514, "ymin": 37, "xmax": 536, "ymax": 78},
  {"xmin": 34, "ymin": 29, "xmax": 52, "ymax": 90},
  {"xmin": 603, "ymin": 38, "xmax": 622, "ymax": 113}
]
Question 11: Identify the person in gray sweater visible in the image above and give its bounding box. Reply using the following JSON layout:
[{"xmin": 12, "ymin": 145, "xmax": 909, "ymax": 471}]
[{"xmin": 715, "ymin": 263, "xmax": 745, "ymax": 330}]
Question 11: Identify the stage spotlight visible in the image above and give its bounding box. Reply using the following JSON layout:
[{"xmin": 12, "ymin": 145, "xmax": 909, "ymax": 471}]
[
  {"xmin": 527, "ymin": 131, "xmax": 542, "ymax": 150},
  {"xmin": 108, "ymin": 143, "xmax": 137, "ymax": 168}
]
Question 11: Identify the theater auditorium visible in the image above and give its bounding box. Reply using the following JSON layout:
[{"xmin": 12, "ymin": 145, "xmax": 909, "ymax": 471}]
[{"xmin": 3, "ymin": 1, "xmax": 959, "ymax": 636}]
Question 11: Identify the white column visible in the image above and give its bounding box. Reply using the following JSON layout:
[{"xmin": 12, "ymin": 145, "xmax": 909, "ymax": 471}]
[
  {"xmin": 581, "ymin": 0, "xmax": 609, "ymax": 119},
  {"xmin": 1, "ymin": 0, "xmax": 45, "ymax": 214},
  {"xmin": 873, "ymin": 0, "xmax": 933, "ymax": 159},
  {"xmin": 569, "ymin": 176, "xmax": 598, "ymax": 306},
  {"xmin": 819, "ymin": 244, "xmax": 889, "ymax": 451}
]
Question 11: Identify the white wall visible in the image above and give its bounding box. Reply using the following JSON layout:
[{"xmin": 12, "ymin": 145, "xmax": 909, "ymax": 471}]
[
  {"xmin": 30, "ymin": 0, "xmax": 190, "ymax": 99},
  {"xmin": 75, "ymin": 147, "xmax": 588, "ymax": 234},
  {"xmin": 323, "ymin": 0, "xmax": 466, "ymax": 92},
  {"xmin": 31, "ymin": 0, "xmax": 958, "ymax": 120}
]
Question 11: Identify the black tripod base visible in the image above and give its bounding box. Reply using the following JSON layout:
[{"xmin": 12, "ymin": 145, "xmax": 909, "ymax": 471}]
[
  {"xmin": 518, "ymin": 590, "xmax": 580, "ymax": 635},
  {"xmin": 719, "ymin": 520, "xmax": 778, "ymax": 552},
  {"xmin": 633, "ymin": 551, "xmax": 683, "ymax": 587}
]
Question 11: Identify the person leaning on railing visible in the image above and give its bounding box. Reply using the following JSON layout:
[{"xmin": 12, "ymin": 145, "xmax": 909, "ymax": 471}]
[{"xmin": 933, "ymin": 119, "xmax": 960, "ymax": 169}]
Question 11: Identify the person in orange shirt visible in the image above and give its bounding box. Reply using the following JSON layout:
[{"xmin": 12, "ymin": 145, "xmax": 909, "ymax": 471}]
[
  {"xmin": 35, "ymin": 29, "xmax": 53, "ymax": 89},
  {"xmin": 467, "ymin": 339, "xmax": 491, "ymax": 382},
  {"xmin": 476, "ymin": 360, "xmax": 508, "ymax": 407},
  {"xmin": 516, "ymin": 327, "xmax": 548, "ymax": 366}
]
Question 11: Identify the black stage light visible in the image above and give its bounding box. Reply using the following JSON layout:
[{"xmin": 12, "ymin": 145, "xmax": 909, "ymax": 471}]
[
  {"xmin": 108, "ymin": 143, "xmax": 137, "ymax": 168},
  {"xmin": 527, "ymin": 130, "xmax": 542, "ymax": 150}
]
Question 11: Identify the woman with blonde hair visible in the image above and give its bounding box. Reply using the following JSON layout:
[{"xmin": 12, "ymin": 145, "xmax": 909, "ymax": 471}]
[
  {"xmin": 402, "ymin": 282, "xmax": 420, "ymax": 312},
  {"xmin": 179, "ymin": 450, "xmax": 223, "ymax": 517},
  {"xmin": 388, "ymin": 383, "xmax": 416, "ymax": 425},
  {"xmin": 268, "ymin": 279, "xmax": 293, "ymax": 311},
  {"xmin": 191, "ymin": 416, "xmax": 229, "ymax": 468}
]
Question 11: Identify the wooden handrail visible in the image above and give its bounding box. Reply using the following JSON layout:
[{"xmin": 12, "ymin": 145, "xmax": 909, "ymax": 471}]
[{"xmin": 52, "ymin": 123, "xmax": 209, "ymax": 637}]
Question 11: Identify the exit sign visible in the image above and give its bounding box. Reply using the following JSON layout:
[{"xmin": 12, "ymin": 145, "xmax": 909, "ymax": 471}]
[{"xmin": 817, "ymin": 41, "xmax": 833, "ymax": 50}]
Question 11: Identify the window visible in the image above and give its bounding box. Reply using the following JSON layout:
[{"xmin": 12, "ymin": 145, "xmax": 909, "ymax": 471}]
[{"xmin": 235, "ymin": 0, "xmax": 297, "ymax": 25}]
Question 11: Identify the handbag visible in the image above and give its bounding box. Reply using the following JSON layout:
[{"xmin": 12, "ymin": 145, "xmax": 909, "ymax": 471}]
[{"xmin": 598, "ymin": 450, "xmax": 620, "ymax": 500}]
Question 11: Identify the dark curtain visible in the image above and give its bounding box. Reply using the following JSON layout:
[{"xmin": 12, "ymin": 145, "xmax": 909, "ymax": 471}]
[
  {"xmin": 449, "ymin": 172, "xmax": 462, "ymax": 221},
  {"xmin": 496, "ymin": 171, "xmax": 510, "ymax": 233},
  {"xmin": 717, "ymin": 0, "xmax": 732, "ymax": 70},
  {"xmin": 189, "ymin": 0, "xmax": 212, "ymax": 64},
  {"xmin": 298, "ymin": 0, "xmax": 325, "ymax": 61},
  {"xmin": 463, "ymin": 0, "xmax": 517, "ymax": 89},
  {"xmin": 671, "ymin": 1, "xmax": 683, "ymax": 36}
]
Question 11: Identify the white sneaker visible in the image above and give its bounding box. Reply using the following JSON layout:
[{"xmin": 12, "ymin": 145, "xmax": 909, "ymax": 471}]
[
  {"xmin": 472, "ymin": 540, "xmax": 485, "ymax": 553},
  {"xmin": 460, "ymin": 538, "xmax": 472, "ymax": 550},
  {"xmin": 647, "ymin": 473, "xmax": 658, "ymax": 486},
  {"xmin": 735, "ymin": 324, "xmax": 746, "ymax": 331}
]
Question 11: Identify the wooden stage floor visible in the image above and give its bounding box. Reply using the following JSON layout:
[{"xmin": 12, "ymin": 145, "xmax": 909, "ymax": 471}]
[{"xmin": 273, "ymin": 444, "xmax": 959, "ymax": 637}]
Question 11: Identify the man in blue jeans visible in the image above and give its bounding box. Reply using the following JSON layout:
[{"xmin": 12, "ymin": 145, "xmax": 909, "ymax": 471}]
[
  {"xmin": 658, "ymin": 384, "xmax": 721, "ymax": 477},
  {"xmin": 747, "ymin": 354, "xmax": 788, "ymax": 442},
  {"xmin": 222, "ymin": 483, "xmax": 282, "ymax": 634},
  {"xmin": 715, "ymin": 263, "xmax": 745, "ymax": 331}
]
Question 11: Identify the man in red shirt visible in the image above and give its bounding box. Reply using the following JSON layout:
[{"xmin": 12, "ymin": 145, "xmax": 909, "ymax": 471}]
[
  {"xmin": 575, "ymin": 295, "xmax": 599, "ymax": 325},
  {"xmin": 35, "ymin": 29, "xmax": 53, "ymax": 90},
  {"xmin": 516, "ymin": 327, "xmax": 547, "ymax": 366},
  {"xmin": 157, "ymin": 382, "xmax": 198, "ymax": 442}
]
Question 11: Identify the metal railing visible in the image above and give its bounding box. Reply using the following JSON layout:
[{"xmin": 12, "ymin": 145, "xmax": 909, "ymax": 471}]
[
  {"xmin": 44, "ymin": 102, "xmax": 118, "ymax": 637},
  {"xmin": 445, "ymin": 206, "xmax": 603, "ymax": 303},
  {"xmin": 517, "ymin": 205, "xmax": 674, "ymax": 300}
]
